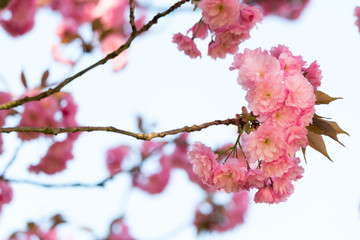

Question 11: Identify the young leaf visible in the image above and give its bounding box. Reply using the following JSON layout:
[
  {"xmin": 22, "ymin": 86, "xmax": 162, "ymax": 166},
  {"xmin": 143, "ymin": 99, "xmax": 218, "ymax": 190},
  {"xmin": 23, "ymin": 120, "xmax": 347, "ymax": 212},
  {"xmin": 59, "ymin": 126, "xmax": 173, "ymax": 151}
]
[
  {"xmin": 307, "ymin": 131, "xmax": 332, "ymax": 161},
  {"xmin": 301, "ymin": 147, "xmax": 307, "ymax": 164},
  {"xmin": 21, "ymin": 71, "xmax": 28, "ymax": 89},
  {"xmin": 307, "ymin": 118, "xmax": 348, "ymax": 146},
  {"xmin": 315, "ymin": 91, "xmax": 342, "ymax": 105},
  {"xmin": 40, "ymin": 69, "xmax": 49, "ymax": 88}
]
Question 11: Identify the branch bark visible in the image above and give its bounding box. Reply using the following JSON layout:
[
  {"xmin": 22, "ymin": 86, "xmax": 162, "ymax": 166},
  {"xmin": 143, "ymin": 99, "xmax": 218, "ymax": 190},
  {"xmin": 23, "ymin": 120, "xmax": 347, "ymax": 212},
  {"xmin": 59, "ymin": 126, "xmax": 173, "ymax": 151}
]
[
  {"xmin": 0, "ymin": 117, "xmax": 239, "ymax": 140},
  {"xmin": 0, "ymin": 0, "xmax": 191, "ymax": 111}
]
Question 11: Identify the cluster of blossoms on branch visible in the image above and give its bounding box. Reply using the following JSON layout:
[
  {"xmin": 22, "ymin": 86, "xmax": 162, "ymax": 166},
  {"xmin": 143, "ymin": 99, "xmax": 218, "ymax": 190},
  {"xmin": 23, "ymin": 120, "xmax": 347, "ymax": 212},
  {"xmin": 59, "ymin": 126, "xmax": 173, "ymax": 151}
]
[
  {"xmin": 0, "ymin": 0, "xmax": 147, "ymax": 71},
  {"xmin": 0, "ymin": 0, "xmax": 349, "ymax": 238},
  {"xmin": 188, "ymin": 45, "xmax": 322, "ymax": 204},
  {"xmin": 105, "ymin": 132, "xmax": 249, "ymax": 233},
  {"xmin": 173, "ymin": 0, "xmax": 262, "ymax": 59}
]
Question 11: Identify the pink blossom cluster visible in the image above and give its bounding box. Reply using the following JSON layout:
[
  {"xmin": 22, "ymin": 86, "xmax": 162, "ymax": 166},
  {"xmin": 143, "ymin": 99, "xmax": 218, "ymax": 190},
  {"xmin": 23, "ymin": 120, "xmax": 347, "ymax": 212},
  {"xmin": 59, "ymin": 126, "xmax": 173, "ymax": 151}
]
[
  {"xmin": 243, "ymin": 0, "xmax": 310, "ymax": 20},
  {"xmin": 105, "ymin": 133, "xmax": 216, "ymax": 194},
  {"xmin": 18, "ymin": 90, "xmax": 80, "ymax": 175},
  {"xmin": 194, "ymin": 191, "xmax": 249, "ymax": 233},
  {"xmin": 0, "ymin": 180, "xmax": 12, "ymax": 213},
  {"xmin": 112, "ymin": 133, "xmax": 214, "ymax": 194},
  {"xmin": 9, "ymin": 227, "xmax": 57, "ymax": 240},
  {"xmin": 173, "ymin": 0, "xmax": 262, "ymax": 59},
  {"xmin": 355, "ymin": 6, "xmax": 360, "ymax": 32},
  {"xmin": 107, "ymin": 219, "xmax": 135, "ymax": 240},
  {"xmin": 188, "ymin": 45, "xmax": 322, "ymax": 204},
  {"xmin": 0, "ymin": 0, "xmax": 148, "ymax": 71},
  {"xmin": 105, "ymin": 133, "xmax": 249, "ymax": 232}
]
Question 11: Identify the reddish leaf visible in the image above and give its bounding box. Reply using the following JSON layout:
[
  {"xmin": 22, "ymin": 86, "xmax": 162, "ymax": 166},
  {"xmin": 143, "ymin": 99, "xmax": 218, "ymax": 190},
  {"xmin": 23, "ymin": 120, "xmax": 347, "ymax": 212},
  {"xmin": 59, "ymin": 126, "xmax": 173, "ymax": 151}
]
[
  {"xmin": 301, "ymin": 147, "xmax": 307, "ymax": 164},
  {"xmin": 21, "ymin": 71, "xmax": 28, "ymax": 89},
  {"xmin": 50, "ymin": 214, "xmax": 66, "ymax": 228},
  {"xmin": 315, "ymin": 91, "xmax": 342, "ymax": 105},
  {"xmin": 40, "ymin": 70, "xmax": 49, "ymax": 88},
  {"xmin": 307, "ymin": 131, "xmax": 332, "ymax": 161},
  {"xmin": 307, "ymin": 118, "xmax": 348, "ymax": 147}
]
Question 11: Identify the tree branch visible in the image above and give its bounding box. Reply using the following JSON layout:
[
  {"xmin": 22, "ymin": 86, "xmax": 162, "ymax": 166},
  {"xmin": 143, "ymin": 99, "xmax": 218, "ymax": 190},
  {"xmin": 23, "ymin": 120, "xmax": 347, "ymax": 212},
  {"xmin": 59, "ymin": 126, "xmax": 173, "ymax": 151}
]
[
  {"xmin": 0, "ymin": 117, "xmax": 239, "ymax": 140},
  {"xmin": 129, "ymin": 0, "xmax": 137, "ymax": 32},
  {"xmin": 0, "ymin": 0, "xmax": 191, "ymax": 111},
  {"xmin": 4, "ymin": 177, "xmax": 111, "ymax": 188}
]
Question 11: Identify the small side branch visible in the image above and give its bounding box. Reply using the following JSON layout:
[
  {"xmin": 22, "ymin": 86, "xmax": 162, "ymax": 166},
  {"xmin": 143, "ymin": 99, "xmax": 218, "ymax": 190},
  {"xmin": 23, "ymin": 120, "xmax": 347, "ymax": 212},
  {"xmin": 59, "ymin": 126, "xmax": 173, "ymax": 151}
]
[
  {"xmin": 0, "ymin": 117, "xmax": 239, "ymax": 141},
  {"xmin": 129, "ymin": 0, "xmax": 137, "ymax": 32},
  {"xmin": 0, "ymin": 0, "xmax": 191, "ymax": 111}
]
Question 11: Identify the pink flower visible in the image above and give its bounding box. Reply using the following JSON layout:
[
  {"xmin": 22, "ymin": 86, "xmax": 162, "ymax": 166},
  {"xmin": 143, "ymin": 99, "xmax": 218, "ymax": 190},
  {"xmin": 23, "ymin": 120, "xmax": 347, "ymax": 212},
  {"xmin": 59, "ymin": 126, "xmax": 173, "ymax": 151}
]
[
  {"xmin": 243, "ymin": 169, "xmax": 267, "ymax": 190},
  {"xmin": 272, "ymin": 177, "xmax": 294, "ymax": 203},
  {"xmin": 29, "ymin": 138, "xmax": 74, "ymax": 175},
  {"xmin": 108, "ymin": 219, "xmax": 135, "ymax": 240},
  {"xmin": 106, "ymin": 145, "xmax": 129, "ymax": 176},
  {"xmin": 0, "ymin": 180, "xmax": 12, "ymax": 212},
  {"xmin": 278, "ymin": 52, "xmax": 304, "ymax": 77},
  {"xmin": 101, "ymin": 33, "xmax": 128, "ymax": 71},
  {"xmin": 297, "ymin": 106, "xmax": 315, "ymax": 127},
  {"xmin": 284, "ymin": 157, "xmax": 304, "ymax": 181},
  {"xmin": 92, "ymin": 0, "xmax": 127, "ymax": 29},
  {"xmin": 198, "ymin": 0, "xmax": 240, "ymax": 30},
  {"xmin": 242, "ymin": 124, "xmax": 285, "ymax": 162},
  {"xmin": 18, "ymin": 89, "xmax": 60, "ymax": 141},
  {"xmin": 49, "ymin": 0, "xmax": 95, "ymax": 25},
  {"xmin": 270, "ymin": 45, "xmax": 305, "ymax": 77},
  {"xmin": 239, "ymin": 4, "xmax": 263, "ymax": 29},
  {"xmin": 261, "ymin": 155, "xmax": 292, "ymax": 178},
  {"xmin": 141, "ymin": 141, "xmax": 166, "ymax": 159},
  {"xmin": 188, "ymin": 142, "xmax": 219, "ymax": 186},
  {"xmin": 245, "ymin": 0, "xmax": 309, "ymax": 20},
  {"xmin": 55, "ymin": 18, "xmax": 78, "ymax": 39},
  {"xmin": 236, "ymin": 48, "xmax": 283, "ymax": 90},
  {"xmin": 132, "ymin": 154, "xmax": 172, "ymax": 194},
  {"xmin": 254, "ymin": 187, "xmax": 276, "ymax": 204},
  {"xmin": 258, "ymin": 105, "xmax": 300, "ymax": 128},
  {"xmin": 304, "ymin": 61, "xmax": 322, "ymax": 90},
  {"xmin": 208, "ymin": 23, "xmax": 250, "ymax": 59},
  {"xmin": 0, "ymin": 0, "xmax": 37, "ymax": 37},
  {"xmin": 355, "ymin": 6, "xmax": 360, "ymax": 32},
  {"xmin": 51, "ymin": 44, "xmax": 75, "ymax": 66},
  {"xmin": 246, "ymin": 78, "xmax": 286, "ymax": 115},
  {"xmin": 285, "ymin": 74, "xmax": 316, "ymax": 110},
  {"xmin": 187, "ymin": 22, "xmax": 209, "ymax": 40},
  {"xmin": 230, "ymin": 52, "xmax": 244, "ymax": 70},
  {"xmin": 284, "ymin": 125, "xmax": 308, "ymax": 155},
  {"xmin": 212, "ymin": 192, "xmax": 249, "ymax": 232},
  {"xmin": 212, "ymin": 162, "xmax": 246, "ymax": 193},
  {"xmin": 172, "ymin": 33, "xmax": 201, "ymax": 59}
]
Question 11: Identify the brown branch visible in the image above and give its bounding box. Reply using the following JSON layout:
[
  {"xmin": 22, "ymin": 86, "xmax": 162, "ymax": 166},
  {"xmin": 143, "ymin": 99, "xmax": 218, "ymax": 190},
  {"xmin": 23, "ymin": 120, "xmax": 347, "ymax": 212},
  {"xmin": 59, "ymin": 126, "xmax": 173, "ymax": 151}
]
[
  {"xmin": 0, "ymin": 117, "xmax": 239, "ymax": 140},
  {"xmin": 4, "ymin": 177, "xmax": 111, "ymax": 188},
  {"xmin": 0, "ymin": 0, "xmax": 191, "ymax": 111},
  {"xmin": 129, "ymin": 0, "xmax": 137, "ymax": 32}
]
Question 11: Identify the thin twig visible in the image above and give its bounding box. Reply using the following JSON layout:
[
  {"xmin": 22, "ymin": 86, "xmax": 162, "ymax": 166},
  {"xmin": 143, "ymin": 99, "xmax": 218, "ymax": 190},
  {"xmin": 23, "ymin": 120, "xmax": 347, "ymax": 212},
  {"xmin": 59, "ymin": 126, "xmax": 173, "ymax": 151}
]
[
  {"xmin": 5, "ymin": 177, "xmax": 110, "ymax": 188},
  {"xmin": 0, "ymin": 117, "xmax": 239, "ymax": 141},
  {"xmin": 0, "ymin": 0, "xmax": 191, "ymax": 111},
  {"xmin": 129, "ymin": 0, "xmax": 137, "ymax": 32},
  {"xmin": 1, "ymin": 142, "xmax": 23, "ymax": 176}
]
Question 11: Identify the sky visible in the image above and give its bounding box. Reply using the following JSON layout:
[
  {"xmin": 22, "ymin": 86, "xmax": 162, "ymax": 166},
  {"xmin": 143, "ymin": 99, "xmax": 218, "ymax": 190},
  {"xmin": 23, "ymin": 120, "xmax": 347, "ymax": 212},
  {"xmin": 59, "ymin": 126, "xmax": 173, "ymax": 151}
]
[{"xmin": 0, "ymin": 0, "xmax": 360, "ymax": 239}]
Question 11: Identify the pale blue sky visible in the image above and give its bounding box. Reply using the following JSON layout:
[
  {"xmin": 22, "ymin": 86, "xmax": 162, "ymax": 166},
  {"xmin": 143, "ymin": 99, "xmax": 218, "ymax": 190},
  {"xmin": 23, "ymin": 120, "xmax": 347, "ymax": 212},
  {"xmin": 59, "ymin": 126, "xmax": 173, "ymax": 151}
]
[{"xmin": 0, "ymin": 0, "xmax": 359, "ymax": 239}]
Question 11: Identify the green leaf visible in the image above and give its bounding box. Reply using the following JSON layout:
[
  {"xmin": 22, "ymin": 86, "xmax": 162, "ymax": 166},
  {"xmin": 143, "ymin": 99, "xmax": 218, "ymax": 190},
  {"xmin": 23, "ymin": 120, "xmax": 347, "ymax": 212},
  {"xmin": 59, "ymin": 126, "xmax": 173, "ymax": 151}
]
[
  {"xmin": 315, "ymin": 91, "xmax": 342, "ymax": 105},
  {"xmin": 307, "ymin": 131, "xmax": 332, "ymax": 161}
]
